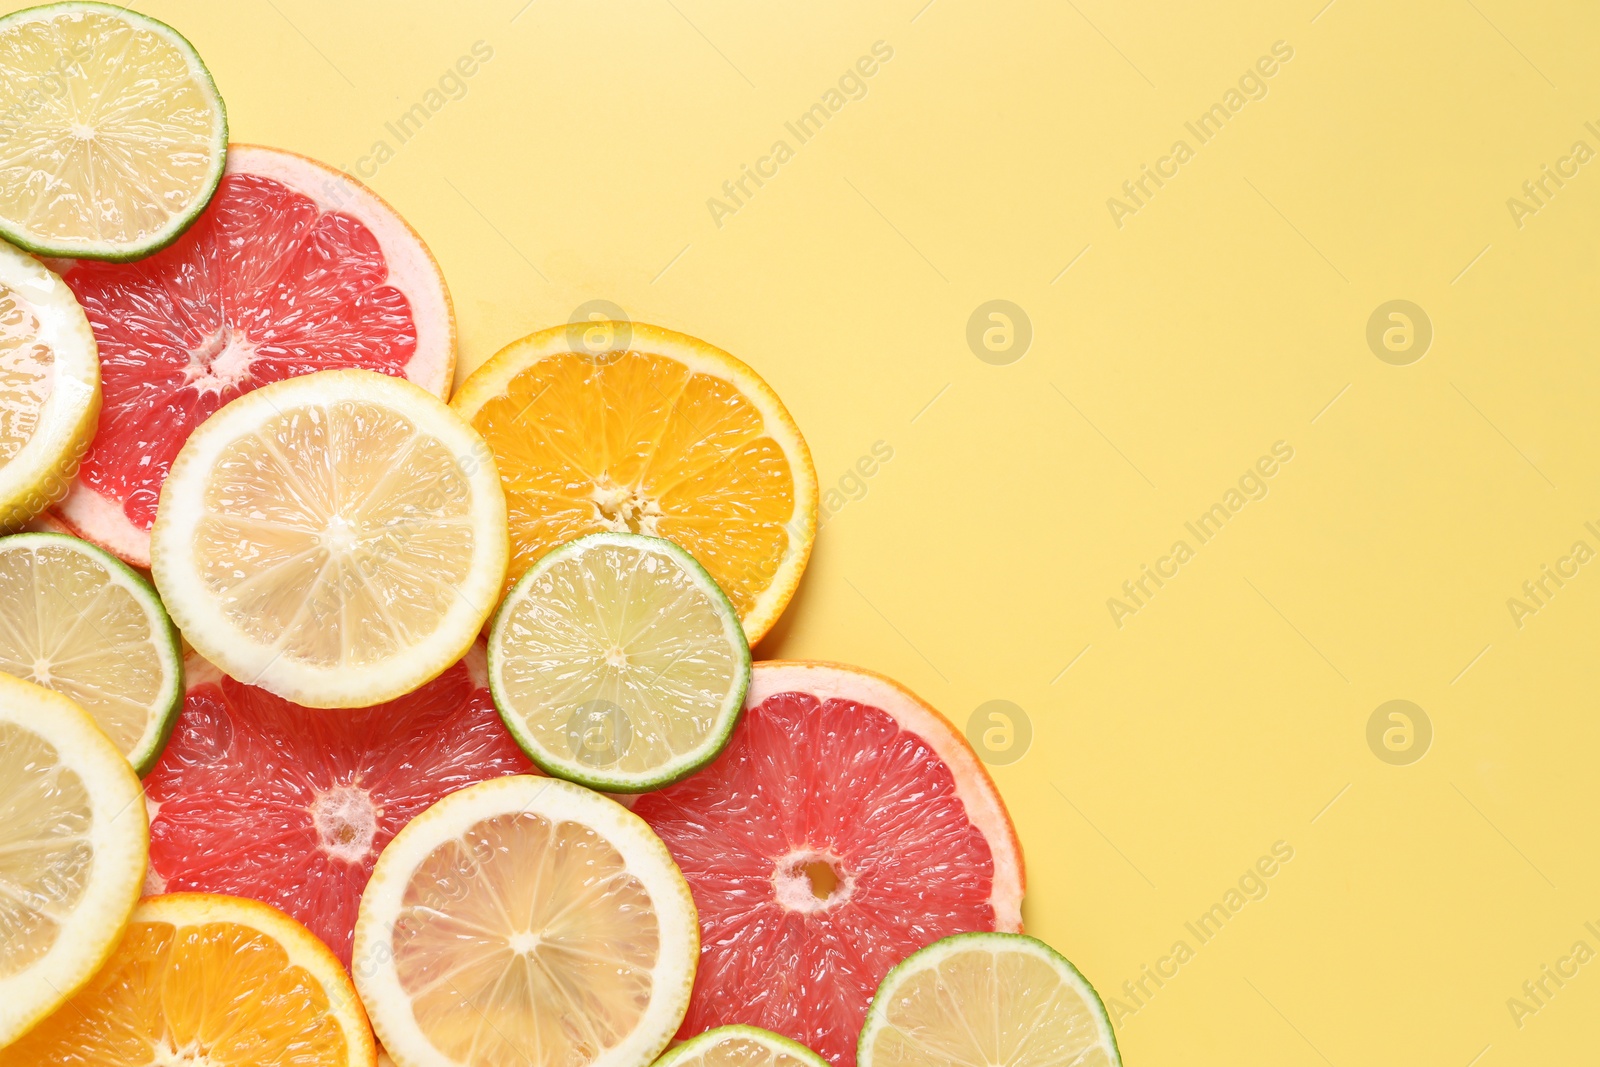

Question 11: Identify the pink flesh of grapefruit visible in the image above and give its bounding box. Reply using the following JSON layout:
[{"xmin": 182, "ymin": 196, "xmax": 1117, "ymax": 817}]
[
  {"xmin": 51, "ymin": 144, "xmax": 454, "ymax": 567},
  {"xmin": 632, "ymin": 661, "xmax": 1025, "ymax": 1067},
  {"xmin": 143, "ymin": 646, "xmax": 531, "ymax": 967}
]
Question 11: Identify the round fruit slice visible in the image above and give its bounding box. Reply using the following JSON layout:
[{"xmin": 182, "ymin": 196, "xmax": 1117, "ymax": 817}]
[
  {"xmin": 451, "ymin": 321, "xmax": 816, "ymax": 644},
  {"xmin": 53, "ymin": 143, "xmax": 456, "ymax": 568},
  {"xmin": 0, "ymin": 531, "xmax": 181, "ymax": 772},
  {"xmin": 354, "ymin": 775, "xmax": 698, "ymax": 1067},
  {"xmin": 150, "ymin": 368, "xmax": 508, "ymax": 708},
  {"xmin": 489, "ymin": 531, "xmax": 750, "ymax": 792},
  {"xmin": 0, "ymin": 672, "xmax": 147, "ymax": 1046},
  {"xmin": 858, "ymin": 932, "xmax": 1120, "ymax": 1067},
  {"xmin": 0, "ymin": 3, "xmax": 227, "ymax": 260},
  {"xmin": 144, "ymin": 645, "xmax": 534, "ymax": 966},
  {"xmin": 632, "ymin": 662, "xmax": 1025, "ymax": 1067},
  {"xmin": 0, "ymin": 238, "xmax": 98, "ymax": 529},
  {"xmin": 0, "ymin": 892, "xmax": 377, "ymax": 1066},
  {"xmin": 656, "ymin": 1026, "xmax": 830, "ymax": 1067}
]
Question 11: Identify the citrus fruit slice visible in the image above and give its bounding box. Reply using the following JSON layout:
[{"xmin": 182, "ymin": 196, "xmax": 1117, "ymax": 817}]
[
  {"xmin": 857, "ymin": 932, "xmax": 1120, "ymax": 1067},
  {"xmin": 631, "ymin": 662, "xmax": 1025, "ymax": 1067},
  {"xmin": 0, "ymin": 671, "xmax": 147, "ymax": 1046},
  {"xmin": 144, "ymin": 645, "xmax": 534, "ymax": 966},
  {"xmin": 53, "ymin": 144, "xmax": 456, "ymax": 568},
  {"xmin": 655, "ymin": 1026, "xmax": 830, "ymax": 1067},
  {"xmin": 488, "ymin": 531, "xmax": 750, "ymax": 792},
  {"xmin": 0, "ymin": 892, "xmax": 377, "ymax": 1066},
  {"xmin": 0, "ymin": 2, "xmax": 227, "ymax": 260},
  {"xmin": 150, "ymin": 367, "xmax": 508, "ymax": 708},
  {"xmin": 0, "ymin": 531, "xmax": 181, "ymax": 772},
  {"xmin": 0, "ymin": 238, "xmax": 98, "ymax": 529},
  {"xmin": 451, "ymin": 321, "xmax": 816, "ymax": 644},
  {"xmin": 354, "ymin": 775, "xmax": 698, "ymax": 1067}
]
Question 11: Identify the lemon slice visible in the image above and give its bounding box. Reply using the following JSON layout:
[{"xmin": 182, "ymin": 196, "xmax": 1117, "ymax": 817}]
[
  {"xmin": 0, "ymin": 892, "xmax": 376, "ymax": 1066},
  {"xmin": 150, "ymin": 368, "xmax": 508, "ymax": 709},
  {"xmin": 488, "ymin": 532, "xmax": 750, "ymax": 792},
  {"xmin": 0, "ymin": 238, "xmax": 97, "ymax": 528},
  {"xmin": 0, "ymin": 2, "xmax": 227, "ymax": 260},
  {"xmin": 0, "ymin": 532, "xmax": 181, "ymax": 772},
  {"xmin": 353, "ymin": 775, "xmax": 698, "ymax": 1067},
  {"xmin": 857, "ymin": 932, "xmax": 1121, "ymax": 1067},
  {"xmin": 653, "ymin": 1026, "xmax": 830, "ymax": 1067},
  {"xmin": 0, "ymin": 671, "xmax": 147, "ymax": 1046}
]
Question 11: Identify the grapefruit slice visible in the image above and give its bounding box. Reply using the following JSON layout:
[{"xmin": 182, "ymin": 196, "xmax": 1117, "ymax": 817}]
[
  {"xmin": 0, "ymin": 671, "xmax": 147, "ymax": 1046},
  {"xmin": 0, "ymin": 892, "xmax": 376, "ymax": 1067},
  {"xmin": 451, "ymin": 322, "xmax": 817, "ymax": 644},
  {"xmin": 631, "ymin": 662, "xmax": 1024, "ymax": 1067},
  {"xmin": 857, "ymin": 932, "xmax": 1120, "ymax": 1067},
  {"xmin": 51, "ymin": 143, "xmax": 455, "ymax": 568},
  {"xmin": 143, "ymin": 646, "xmax": 534, "ymax": 966},
  {"xmin": 353, "ymin": 775, "xmax": 699, "ymax": 1067}
]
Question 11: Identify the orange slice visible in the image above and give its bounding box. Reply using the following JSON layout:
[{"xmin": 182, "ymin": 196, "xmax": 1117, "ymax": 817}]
[
  {"xmin": 0, "ymin": 892, "xmax": 376, "ymax": 1067},
  {"xmin": 451, "ymin": 322, "xmax": 817, "ymax": 644}
]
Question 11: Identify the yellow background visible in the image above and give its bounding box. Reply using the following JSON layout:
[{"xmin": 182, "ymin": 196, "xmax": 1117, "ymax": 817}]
[{"xmin": 48, "ymin": 0, "xmax": 1600, "ymax": 1061}]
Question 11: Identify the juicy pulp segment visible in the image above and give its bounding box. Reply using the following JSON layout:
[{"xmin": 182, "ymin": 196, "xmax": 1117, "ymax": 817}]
[
  {"xmin": 0, "ymin": 283, "xmax": 51, "ymax": 463},
  {"xmin": 391, "ymin": 810, "xmax": 662, "ymax": 1067},
  {"xmin": 0, "ymin": 722, "xmax": 90, "ymax": 979},
  {"xmin": 0, "ymin": 6, "xmax": 223, "ymax": 252},
  {"xmin": 0, "ymin": 536, "xmax": 173, "ymax": 759},
  {"xmin": 631, "ymin": 691, "xmax": 1001, "ymax": 1067},
  {"xmin": 471, "ymin": 352, "xmax": 797, "ymax": 619},
  {"xmin": 0, "ymin": 915, "xmax": 352, "ymax": 1066},
  {"xmin": 191, "ymin": 398, "xmax": 474, "ymax": 668},
  {"xmin": 65, "ymin": 171, "xmax": 419, "ymax": 530},
  {"xmin": 862, "ymin": 937, "xmax": 1117, "ymax": 1067},
  {"xmin": 144, "ymin": 656, "xmax": 532, "ymax": 965},
  {"xmin": 494, "ymin": 535, "xmax": 745, "ymax": 784}
]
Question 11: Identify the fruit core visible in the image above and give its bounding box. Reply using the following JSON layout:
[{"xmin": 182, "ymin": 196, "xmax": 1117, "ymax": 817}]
[
  {"xmin": 186, "ymin": 326, "xmax": 256, "ymax": 395},
  {"xmin": 774, "ymin": 850, "xmax": 852, "ymax": 912},
  {"xmin": 311, "ymin": 784, "xmax": 379, "ymax": 862},
  {"xmin": 591, "ymin": 475, "xmax": 660, "ymax": 535}
]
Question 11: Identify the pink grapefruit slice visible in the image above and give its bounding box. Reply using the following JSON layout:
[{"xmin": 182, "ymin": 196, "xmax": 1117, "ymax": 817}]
[
  {"xmin": 142, "ymin": 644, "xmax": 532, "ymax": 967},
  {"xmin": 49, "ymin": 143, "xmax": 455, "ymax": 567},
  {"xmin": 631, "ymin": 661, "xmax": 1025, "ymax": 1067}
]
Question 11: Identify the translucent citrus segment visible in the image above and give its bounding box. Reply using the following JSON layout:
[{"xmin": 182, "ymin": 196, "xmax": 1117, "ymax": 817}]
[
  {"xmin": 0, "ymin": 238, "xmax": 97, "ymax": 528},
  {"xmin": 451, "ymin": 322, "xmax": 817, "ymax": 644},
  {"xmin": 654, "ymin": 1026, "xmax": 831, "ymax": 1067},
  {"xmin": 354, "ymin": 776, "xmax": 698, "ymax": 1067},
  {"xmin": 0, "ymin": 532, "xmax": 181, "ymax": 772},
  {"xmin": 0, "ymin": 892, "xmax": 377, "ymax": 1067},
  {"xmin": 0, "ymin": 2, "xmax": 227, "ymax": 259},
  {"xmin": 151, "ymin": 368, "xmax": 508, "ymax": 708},
  {"xmin": 489, "ymin": 532, "xmax": 751, "ymax": 792},
  {"xmin": 54, "ymin": 144, "xmax": 456, "ymax": 567},
  {"xmin": 857, "ymin": 933, "xmax": 1120, "ymax": 1067},
  {"xmin": 0, "ymin": 672, "xmax": 146, "ymax": 1045}
]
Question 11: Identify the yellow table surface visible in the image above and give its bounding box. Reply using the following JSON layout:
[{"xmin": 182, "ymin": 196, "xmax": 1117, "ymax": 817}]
[{"xmin": 41, "ymin": 0, "xmax": 1600, "ymax": 1062}]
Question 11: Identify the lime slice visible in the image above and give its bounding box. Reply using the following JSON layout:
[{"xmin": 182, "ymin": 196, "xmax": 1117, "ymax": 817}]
[
  {"xmin": 0, "ymin": 2, "xmax": 227, "ymax": 260},
  {"xmin": 858, "ymin": 932, "xmax": 1121, "ymax": 1067},
  {"xmin": 0, "ymin": 238, "xmax": 97, "ymax": 528},
  {"xmin": 653, "ymin": 1026, "xmax": 830, "ymax": 1067},
  {"xmin": 0, "ymin": 671, "xmax": 147, "ymax": 1046},
  {"xmin": 353, "ymin": 775, "xmax": 699, "ymax": 1067},
  {"xmin": 488, "ymin": 532, "xmax": 751, "ymax": 792},
  {"xmin": 0, "ymin": 531, "xmax": 181, "ymax": 772}
]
